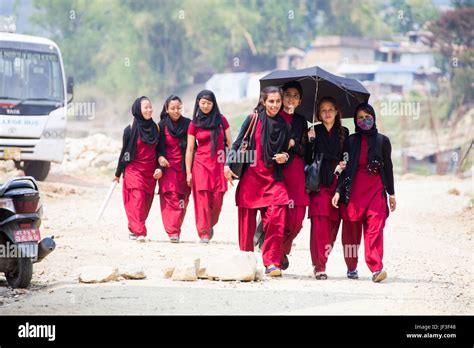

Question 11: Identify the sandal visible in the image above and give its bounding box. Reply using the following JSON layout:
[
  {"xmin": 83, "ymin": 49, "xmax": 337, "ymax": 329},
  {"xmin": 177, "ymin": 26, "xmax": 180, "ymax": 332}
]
[
  {"xmin": 314, "ymin": 270, "xmax": 328, "ymax": 280},
  {"xmin": 347, "ymin": 269, "xmax": 359, "ymax": 280},
  {"xmin": 372, "ymin": 270, "xmax": 387, "ymax": 283},
  {"xmin": 265, "ymin": 265, "xmax": 282, "ymax": 277}
]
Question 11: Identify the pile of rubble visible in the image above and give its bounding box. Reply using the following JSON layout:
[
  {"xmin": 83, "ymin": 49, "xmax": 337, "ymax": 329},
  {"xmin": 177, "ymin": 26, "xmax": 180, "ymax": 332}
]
[
  {"xmin": 0, "ymin": 160, "xmax": 24, "ymax": 182},
  {"xmin": 54, "ymin": 133, "xmax": 121, "ymax": 175}
]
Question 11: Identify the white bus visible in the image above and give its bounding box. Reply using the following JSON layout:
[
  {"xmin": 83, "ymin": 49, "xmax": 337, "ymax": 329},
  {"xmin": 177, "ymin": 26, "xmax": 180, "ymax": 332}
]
[{"xmin": 0, "ymin": 31, "xmax": 73, "ymax": 181}]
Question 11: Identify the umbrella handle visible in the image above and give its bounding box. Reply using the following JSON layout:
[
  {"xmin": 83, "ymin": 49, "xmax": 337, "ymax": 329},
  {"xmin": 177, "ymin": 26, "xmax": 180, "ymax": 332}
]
[
  {"xmin": 96, "ymin": 182, "xmax": 117, "ymax": 222},
  {"xmin": 312, "ymin": 77, "xmax": 319, "ymax": 124}
]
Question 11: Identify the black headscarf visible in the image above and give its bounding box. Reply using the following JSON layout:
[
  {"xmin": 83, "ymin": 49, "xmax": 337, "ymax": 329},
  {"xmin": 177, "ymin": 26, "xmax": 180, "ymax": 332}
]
[
  {"xmin": 192, "ymin": 90, "xmax": 224, "ymax": 155},
  {"xmin": 158, "ymin": 95, "xmax": 190, "ymax": 170},
  {"xmin": 122, "ymin": 96, "xmax": 159, "ymax": 165},
  {"xmin": 259, "ymin": 109, "xmax": 290, "ymax": 180},
  {"xmin": 131, "ymin": 96, "xmax": 159, "ymax": 144},
  {"xmin": 313, "ymin": 123, "xmax": 346, "ymax": 187},
  {"xmin": 343, "ymin": 103, "xmax": 384, "ymax": 199}
]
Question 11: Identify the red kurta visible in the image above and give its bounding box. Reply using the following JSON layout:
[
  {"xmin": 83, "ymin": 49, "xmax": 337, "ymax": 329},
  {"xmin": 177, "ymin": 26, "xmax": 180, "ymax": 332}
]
[
  {"xmin": 158, "ymin": 123, "xmax": 191, "ymax": 237},
  {"xmin": 158, "ymin": 124, "xmax": 190, "ymax": 195},
  {"xmin": 340, "ymin": 135, "xmax": 388, "ymax": 221},
  {"xmin": 122, "ymin": 137, "xmax": 157, "ymax": 236},
  {"xmin": 307, "ymin": 128, "xmax": 341, "ymax": 272},
  {"xmin": 236, "ymin": 121, "xmax": 289, "ymax": 208},
  {"xmin": 308, "ymin": 175, "xmax": 340, "ymax": 221},
  {"xmin": 236, "ymin": 118, "xmax": 289, "ymax": 268},
  {"xmin": 188, "ymin": 116, "xmax": 229, "ymax": 193},
  {"xmin": 280, "ymin": 110, "xmax": 309, "ymax": 207},
  {"xmin": 188, "ymin": 116, "xmax": 229, "ymax": 238},
  {"xmin": 123, "ymin": 137, "xmax": 157, "ymax": 193},
  {"xmin": 340, "ymin": 134, "xmax": 389, "ymax": 273},
  {"xmin": 279, "ymin": 111, "xmax": 308, "ymax": 260}
]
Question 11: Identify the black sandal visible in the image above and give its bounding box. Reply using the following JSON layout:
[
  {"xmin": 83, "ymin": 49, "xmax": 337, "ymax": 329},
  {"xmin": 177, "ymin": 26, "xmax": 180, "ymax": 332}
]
[{"xmin": 314, "ymin": 272, "xmax": 328, "ymax": 280}]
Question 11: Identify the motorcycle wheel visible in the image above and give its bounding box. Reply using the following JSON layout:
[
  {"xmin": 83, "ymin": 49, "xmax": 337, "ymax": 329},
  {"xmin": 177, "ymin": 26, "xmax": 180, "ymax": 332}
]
[{"xmin": 5, "ymin": 257, "xmax": 33, "ymax": 288}]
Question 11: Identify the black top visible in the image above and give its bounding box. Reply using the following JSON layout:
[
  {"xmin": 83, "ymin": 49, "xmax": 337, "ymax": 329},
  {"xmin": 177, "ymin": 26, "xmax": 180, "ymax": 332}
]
[
  {"xmin": 285, "ymin": 112, "xmax": 308, "ymax": 164},
  {"xmin": 305, "ymin": 124, "xmax": 349, "ymax": 188},
  {"xmin": 336, "ymin": 132, "xmax": 395, "ymax": 204},
  {"xmin": 226, "ymin": 112, "xmax": 290, "ymax": 181}
]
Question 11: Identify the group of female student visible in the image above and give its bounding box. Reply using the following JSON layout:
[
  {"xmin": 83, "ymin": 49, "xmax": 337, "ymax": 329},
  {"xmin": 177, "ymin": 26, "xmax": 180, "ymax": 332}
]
[{"xmin": 114, "ymin": 83, "xmax": 396, "ymax": 282}]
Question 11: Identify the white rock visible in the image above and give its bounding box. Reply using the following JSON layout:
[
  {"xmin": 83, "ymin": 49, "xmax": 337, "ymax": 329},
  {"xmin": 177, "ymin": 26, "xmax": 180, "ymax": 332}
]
[
  {"xmin": 79, "ymin": 151, "xmax": 98, "ymax": 163},
  {"xmin": 120, "ymin": 266, "xmax": 146, "ymax": 280},
  {"xmin": 164, "ymin": 267, "xmax": 175, "ymax": 279},
  {"xmin": 171, "ymin": 258, "xmax": 200, "ymax": 281},
  {"xmin": 107, "ymin": 161, "xmax": 118, "ymax": 170},
  {"xmin": 92, "ymin": 153, "xmax": 118, "ymax": 168},
  {"xmin": 78, "ymin": 266, "xmax": 119, "ymax": 283},
  {"xmin": 0, "ymin": 160, "xmax": 16, "ymax": 172},
  {"xmin": 68, "ymin": 143, "xmax": 86, "ymax": 160},
  {"xmin": 206, "ymin": 251, "xmax": 257, "ymax": 281},
  {"xmin": 0, "ymin": 170, "xmax": 25, "ymax": 182}
]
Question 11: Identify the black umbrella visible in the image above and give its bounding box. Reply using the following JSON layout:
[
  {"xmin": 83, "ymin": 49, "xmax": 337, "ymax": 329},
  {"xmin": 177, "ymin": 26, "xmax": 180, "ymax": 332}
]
[{"xmin": 259, "ymin": 66, "xmax": 370, "ymax": 122}]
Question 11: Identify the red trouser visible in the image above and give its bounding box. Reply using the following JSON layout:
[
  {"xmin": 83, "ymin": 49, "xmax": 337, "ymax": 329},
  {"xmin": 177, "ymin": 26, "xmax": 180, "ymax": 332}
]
[
  {"xmin": 282, "ymin": 206, "xmax": 306, "ymax": 256},
  {"xmin": 159, "ymin": 191, "xmax": 190, "ymax": 237},
  {"xmin": 192, "ymin": 189, "xmax": 224, "ymax": 238},
  {"xmin": 123, "ymin": 188, "xmax": 154, "ymax": 237},
  {"xmin": 342, "ymin": 217, "xmax": 385, "ymax": 273},
  {"xmin": 238, "ymin": 205, "xmax": 286, "ymax": 267},
  {"xmin": 310, "ymin": 216, "xmax": 340, "ymax": 272}
]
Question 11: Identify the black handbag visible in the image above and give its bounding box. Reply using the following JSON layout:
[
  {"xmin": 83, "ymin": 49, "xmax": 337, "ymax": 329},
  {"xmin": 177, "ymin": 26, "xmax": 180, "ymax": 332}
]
[
  {"xmin": 229, "ymin": 113, "xmax": 258, "ymax": 179},
  {"xmin": 304, "ymin": 152, "xmax": 324, "ymax": 193}
]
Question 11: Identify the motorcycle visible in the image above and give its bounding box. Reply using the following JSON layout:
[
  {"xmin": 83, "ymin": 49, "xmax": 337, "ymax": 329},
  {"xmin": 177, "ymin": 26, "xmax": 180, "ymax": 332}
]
[{"xmin": 0, "ymin": 176, "xmax": 55, "ymax": 288}]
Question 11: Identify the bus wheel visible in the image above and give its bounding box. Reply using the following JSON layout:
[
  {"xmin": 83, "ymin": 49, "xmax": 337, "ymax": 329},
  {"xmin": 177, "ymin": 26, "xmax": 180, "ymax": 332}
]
[{"xmin": 24, "ymin": 161, "xmax": 51, "ymax": 181}]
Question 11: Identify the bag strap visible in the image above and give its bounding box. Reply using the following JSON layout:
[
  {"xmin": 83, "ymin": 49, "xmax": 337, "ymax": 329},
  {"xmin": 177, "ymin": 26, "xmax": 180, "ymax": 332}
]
[
  {"xmin": 249, "ymin": 112, "xmax": 258, "ymax": 139},
  {"xmin": 243, "ymin": 112, "xmax": 258, "ymax": 141}
]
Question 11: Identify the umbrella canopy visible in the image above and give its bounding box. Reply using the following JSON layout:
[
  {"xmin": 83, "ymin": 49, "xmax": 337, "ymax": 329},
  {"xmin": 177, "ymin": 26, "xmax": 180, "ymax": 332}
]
[{"xmin": 259, "ymin": 66, "xmax": 370, "ymax": 123}]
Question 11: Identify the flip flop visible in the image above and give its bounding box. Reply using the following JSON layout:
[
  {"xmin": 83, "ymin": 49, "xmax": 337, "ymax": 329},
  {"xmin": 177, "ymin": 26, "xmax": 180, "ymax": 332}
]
[{"xmin": 265, "ymin": 265, "xmax": 282, "ymax": 277}]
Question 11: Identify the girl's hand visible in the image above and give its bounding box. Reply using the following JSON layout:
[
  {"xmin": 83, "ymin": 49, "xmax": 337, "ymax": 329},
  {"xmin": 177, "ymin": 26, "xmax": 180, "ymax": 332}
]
[
  {"xmin": 389, "ymin": 195, "xmax": 396, "ymax": 212},
  {"xmin": 308, "ymin": 127, "xmax": 316, "ymax": 140},
  {"xmin": 112, "ymin": 176, "xmax": 120, "ymax": 183},
  {"xmin": 224, "ymin": 165, "xmax": 238, "ymax": 187},
  {"xmin": 332, "ymin": 192, "xmax": 340, "ymax": 208},
  {"xmin": 158, "ymin": 156, "xmax": 169, "ymax": 167},
  {"xmin": 153, "ymin": 168, "xmax": 163, "ymax": 179},
  {"xmin": 186, "ymin": 173, "xmax": 192, "ymax": 188},
  {"xmin": 288, "ymin": 139, "xmax": 295, "ymax": 149},
  {"xmin": 273, "ymin": 153, "xmax": 289, "ymax": 164},
  {"xmin": 339, "ymin": 160, "xmax": 347, "ymax": 170}
]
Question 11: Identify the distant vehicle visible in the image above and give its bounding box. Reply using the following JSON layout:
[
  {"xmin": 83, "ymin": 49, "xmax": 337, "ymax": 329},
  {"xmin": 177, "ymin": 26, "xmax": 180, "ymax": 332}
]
[{"xmin": 0, "ymin": 28, "xmax": 73, "ymax": 181}]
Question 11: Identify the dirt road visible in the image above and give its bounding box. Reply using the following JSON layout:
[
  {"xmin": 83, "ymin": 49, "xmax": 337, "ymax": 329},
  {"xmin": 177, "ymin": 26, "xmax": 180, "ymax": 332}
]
[{"xmin": 0, "ymin": 173, "xmax": 472, "ymax": 315}]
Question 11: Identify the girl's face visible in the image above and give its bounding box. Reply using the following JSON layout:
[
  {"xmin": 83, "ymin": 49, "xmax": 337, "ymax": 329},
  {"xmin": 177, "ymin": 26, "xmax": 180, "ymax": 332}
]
[
  {"xmin": 198, "ymin": 98, "xmax": 213, "ymax": 114},
  {"xmin": 264, "ymin": 92, "xmax": 282, "ymax": 117},
  {"xmin": 319, "ymin": 101, "xmax": 337, "ymax": 125},
  {"xmin": 356, "ymin": 110, "xmax": 375, "ymax": 130},
  {"xmin": 141, "ymin": 99, "xmax": 153, "ymax": 120},
  {"xmin": 283, "ymin": 87, "xmax": 301, "ymax": 114},
  {"xmin": 167, "ymin": 99, "xmax": 182, "ymax": 121}
]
